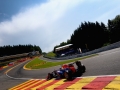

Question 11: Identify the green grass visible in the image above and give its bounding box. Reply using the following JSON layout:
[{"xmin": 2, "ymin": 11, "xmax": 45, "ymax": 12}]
[
  {"xmin": 45, "ymin": 52, "xmax": 56, "ymax": 58},
  {"xmin": 103, "ymin": 42, "xmax": 110, "ymax": 47},
  {"xmin": 25, "ymin": 54, "xmax": 97, "ymax": 69}
]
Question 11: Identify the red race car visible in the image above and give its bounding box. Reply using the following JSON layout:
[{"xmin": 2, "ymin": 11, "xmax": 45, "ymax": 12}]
[{"xmin": 46, "ymin": 61, "xmax": 86, "ymax": 80}]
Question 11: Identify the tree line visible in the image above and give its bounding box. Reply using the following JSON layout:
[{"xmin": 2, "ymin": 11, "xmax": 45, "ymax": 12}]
[
  {"xmin": 0, "ymin": 44, "xmax": 42, "ymax": 57},
  {"xmin": 53, "ymin": 15, "xmax": 120, "ymax": 52}
]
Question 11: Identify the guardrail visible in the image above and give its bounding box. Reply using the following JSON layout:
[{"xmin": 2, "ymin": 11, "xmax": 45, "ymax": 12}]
[
  {"xmin": 0, "ymin": 51, "xmax": 40, "ymax": 61},
  {"xmin": 0, "ymin": 53, "xmax": 29, "ymax": 61}
]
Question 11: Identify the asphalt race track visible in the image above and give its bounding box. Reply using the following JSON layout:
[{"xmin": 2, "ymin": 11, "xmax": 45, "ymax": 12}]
[{"xmin": 0, "ymin": 47, "xmax": 120, "ymax": 90}]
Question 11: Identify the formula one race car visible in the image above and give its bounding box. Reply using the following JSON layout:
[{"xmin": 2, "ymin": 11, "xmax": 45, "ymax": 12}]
[{"xmin": 46, "ymin": 61, "xmax": 86, "ymax": 80}]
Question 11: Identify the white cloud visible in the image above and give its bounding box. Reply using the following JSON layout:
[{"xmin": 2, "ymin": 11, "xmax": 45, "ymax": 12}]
[
  {"xmin": 0, "ymin": 0, "xmax": 83, "ymax": 52},
  {"xmin": 0, "ymin": 0, "xmax": 82, "ymax": 34}
]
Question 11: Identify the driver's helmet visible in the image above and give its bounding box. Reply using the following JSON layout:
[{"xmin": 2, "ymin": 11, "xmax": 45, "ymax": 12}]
[{"xmin": 75, "ymin": 61, "xmax": 81, "ymax": 66}]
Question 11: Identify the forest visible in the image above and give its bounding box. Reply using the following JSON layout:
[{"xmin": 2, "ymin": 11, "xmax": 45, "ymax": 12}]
[
  {"xmin": 0, "ymin": 44, "xmax": 42, "ymax": 57},
  {"xmin": 53, "ymin": 15, "xmax": 120, "ymax": 52}
]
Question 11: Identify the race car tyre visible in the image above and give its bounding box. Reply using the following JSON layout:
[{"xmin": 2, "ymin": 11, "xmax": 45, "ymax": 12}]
[
  {"xmin": 81, "ymin": 65, "xmax": 86, "ymax": 73},
  {"xmin": 76, "ymin": 65, "xmax": 86, "ymax": 76},
  {"xmin": 46, "ymin": 73, "xmax": 53, "ymax": 80},
  {"xmin": 64, "ymin": 70, "xmax": 72, "ymax": 80},
  {"xmin": 64, "ymin": 72, "xmax": 69, "ymax": 79}
]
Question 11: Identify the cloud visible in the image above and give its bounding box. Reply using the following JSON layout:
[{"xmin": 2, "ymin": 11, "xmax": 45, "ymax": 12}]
[
  {"xmin": 0, "ymin": 0, "xmax": 84, "ymax": 52},
  {"xmin": 1, "ymin": 0, "xmax": 119, "ymax": 52},
  {"xmin": 0, "ymin": 0, "xmax": 82, "ymax": 34}
]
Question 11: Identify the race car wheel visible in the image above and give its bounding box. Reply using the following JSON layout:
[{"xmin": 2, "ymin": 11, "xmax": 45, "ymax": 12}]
[
  {"xmin": 82, "ymin": 65, "xmax": 86, "ymax": 73},
  {"xmin": 46, "ymin": 73, "xmax": 53, "ymax": 80},
  {"xmin": 64, "ymin": 70, "xmax": 72, "ymax": 80},
  {"xmin": 64, "ymin": 72, "xmax": 69, "ymax": 79}
]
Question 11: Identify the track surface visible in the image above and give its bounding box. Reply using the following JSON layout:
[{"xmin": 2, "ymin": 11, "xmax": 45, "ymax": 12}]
[{"xmin": 0, "ymin": 47, "xmax": 120, "ymax": 90}]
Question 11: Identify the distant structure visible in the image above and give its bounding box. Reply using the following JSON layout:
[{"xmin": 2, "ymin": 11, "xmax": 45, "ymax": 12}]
[
  {"xmin": 28, "ymin": 51, "xmax": 39, "ymax": 58},
  {"xmin": 55, "ymin": 44, "xmax": 76, "ymax": 57}
]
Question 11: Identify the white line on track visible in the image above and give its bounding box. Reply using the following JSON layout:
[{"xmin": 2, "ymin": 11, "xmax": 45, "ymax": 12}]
[{"xmin": 5, "ymin": 60, "xmax": 34, "ymax": 80}]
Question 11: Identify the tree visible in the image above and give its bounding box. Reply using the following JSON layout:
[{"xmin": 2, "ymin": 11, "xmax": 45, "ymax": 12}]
[
  {"xmin": 0, "ymin": 44, "xmax": 42, "ymax": 56},
  {"xmin": 108, "ymin": 15, "xmax": 120, "ymax": 43},
  {"xmin": 70, "ymin": 21, "xmax": 109, "ymax": 51},
  {"xmin": 67, "ymin": 39, "xmax": 71, "ymax": 44},
  {"xmin": 60, "ymin": 42, "xmax": 67, "ymax": 46}
]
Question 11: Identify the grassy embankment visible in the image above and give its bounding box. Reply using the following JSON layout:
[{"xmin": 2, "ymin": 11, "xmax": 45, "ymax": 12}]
[
  {"xmin": 25, "ymin": 54, "xmax": 97, "ymax": 69},
  {"xmin": 44, "ymin": 52, "xmax": 56, "ymax": 58}
]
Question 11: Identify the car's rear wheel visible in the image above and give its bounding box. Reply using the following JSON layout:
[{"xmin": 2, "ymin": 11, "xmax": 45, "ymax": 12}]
[
  {"xmin": 64, "ymin": 72, "xmax": 69, "ymax": 79},
  {"xmin": 82, "ymin": 65, "xmax": 86, "ymax": 73},
  {"xmin": 47, "ymin": 73, "xmax": 53, "ymax": 80}
]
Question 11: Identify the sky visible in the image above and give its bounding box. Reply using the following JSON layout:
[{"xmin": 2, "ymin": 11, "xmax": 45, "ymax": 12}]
[{"xmin": 0, "ymin": 0, "xmax": 120, "ymax": 53}]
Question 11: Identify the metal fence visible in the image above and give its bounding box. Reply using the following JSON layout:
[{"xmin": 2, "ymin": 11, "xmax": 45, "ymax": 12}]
[{"xmin": 0, "ymin": 51, "xmax": 40, "ymax": 61}]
